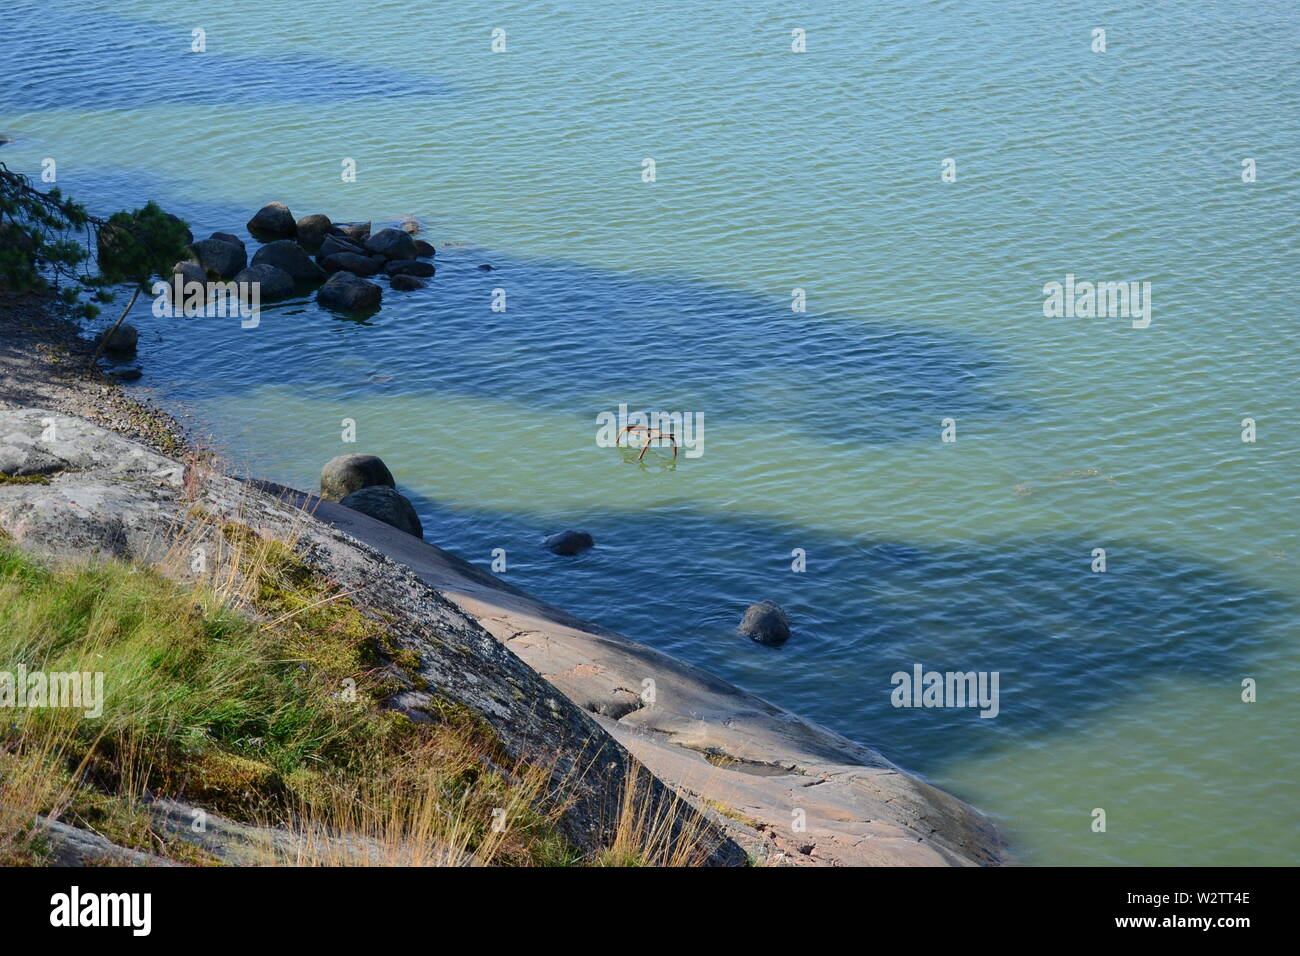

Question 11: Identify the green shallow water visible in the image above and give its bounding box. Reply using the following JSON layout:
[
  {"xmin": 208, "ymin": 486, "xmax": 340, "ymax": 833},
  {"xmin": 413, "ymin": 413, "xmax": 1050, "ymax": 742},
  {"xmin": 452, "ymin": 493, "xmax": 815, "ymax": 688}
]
[{"xmin": 2, "ymin": 0, "xmax": 1297, "ymax": 863}]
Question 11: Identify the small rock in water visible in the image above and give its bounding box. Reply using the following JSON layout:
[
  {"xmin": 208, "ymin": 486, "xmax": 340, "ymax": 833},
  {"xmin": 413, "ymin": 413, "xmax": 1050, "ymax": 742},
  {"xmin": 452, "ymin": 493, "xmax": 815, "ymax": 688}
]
[
  {"xmin": 738, "ymin": 601, "xmax": 790, "ymax": 646},
  {"xmin": 320, "ymin": 252, "xmax": 381, "ymax": 277},
  {"xmin": 543, "ymin": 530, "xmax": 594, "ymax": 556},
  {"xmin": 413, "ymin": 239, "xmax": 435, "ymax": 258},
  {"xmin": 384, "ymin": 259, "xmax": 435, "ymax": 278},
  {"xmin": 251, "ymin": 239, "xmax": 327, "ymax": 284},
  {"xmin": 477, "ymin": 263, "xmax": 494, "ymax": 271},
  {"xmin": 295, "ymin": 214, "xmax": 332, "ymax": 247},
  {"xmin": 399, "ymin": 218, "xmax": 421, "ymax": 234},
  {"xmin": 389, "ymin": 274, "xmax": 426, "ymax": 291},
  {"xmin": 365, "ymin": 228, "xmax": 417, "ymax": 260},
  {"xmin": 316, "ymin": 270, "xmax": 382, "ymax": 313},
  {"xmin": 246, "ymin": 201, "xmax": 296, "ymax": 239},
  {"xmin": 107, "ymin": 366, "xmax": 143, "ymax": 382},
  {"xmin": 233, "ymin": 263, "xmax": 294, "ymax": 302},
  {"xmin": 187, "ymin": 237, "xmax": 247, "ymax": 280},
  {"xmin": 97, "ymin": 323, "xmax": 139, "ymax": 356},
  {"xmin": 339, "ymin": 486, "xmax": 423, "ymax": 538},
  {"xmin": 320, "ymin": 453, "xmax": 395, "ymax": 501}
]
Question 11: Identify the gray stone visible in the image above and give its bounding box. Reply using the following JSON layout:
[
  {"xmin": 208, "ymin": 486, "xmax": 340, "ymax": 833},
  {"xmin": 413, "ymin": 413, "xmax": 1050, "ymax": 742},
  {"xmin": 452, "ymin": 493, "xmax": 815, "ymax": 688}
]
[
  {"xmin": 316, "ymin": 270, "xmax": 382, "ymax": 312},
  {"xmin": 188, "ymin": 237, "xmax": 247, "ymax": 280},
  {"xmin": 738, "ymin": 600, "xmax": 790, "ymax": 646},
  {"xmin": 365, "ymin": 227, "xmax": 417, "ymax": 260},
  {"xmin": 246, "ymin": 201, "xmax": 296, "ymax": 238},
  {"xmin": 210, "ymin": 232, "xmax": 245, "ymax": 249},
  {"xmin": 543, "ymin": 529, "xmax": 593, "ymax": 556},
  {"xmin": 251, "ymin": 239, "xmax": 326, "ymax": 284},
  {"xmin": 413, "ymin": 239, "xmax": 435, "ymax": 258},
  {"xmin": 319, "ymin": 453, "xmax": 395, "ymax": 501},
  {"xmin": 233, "ymin": 263, "xmax": 295, "ymax": 303},
  {"xmin": 295, "ymin": 213, "xmax": 332, "ymax": 247},
  {"xmin": 321, "ymin": 252, "xmax": 381, "ymax": 277},
  {"xmin": 384, "ymin": 259, "xmax": 435, "ymax": 278},
  {"xmin": 340, "ymin": 485, "xmax": 423, "ymax": 537},
  {"xmin": 340, "ymin": 221, "xmax": 371, "ymax": 241},
  {"xmin": 389, "ymin": 274, "xmax": 426, "ymax": 291}
]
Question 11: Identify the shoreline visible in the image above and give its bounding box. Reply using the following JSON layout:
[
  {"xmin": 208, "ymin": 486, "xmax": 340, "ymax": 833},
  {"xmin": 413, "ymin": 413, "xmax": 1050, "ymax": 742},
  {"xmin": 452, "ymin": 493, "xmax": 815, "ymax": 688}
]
[{"xmin": 1, "ymin": 291, "xmax": 1005, "ymax": 866}]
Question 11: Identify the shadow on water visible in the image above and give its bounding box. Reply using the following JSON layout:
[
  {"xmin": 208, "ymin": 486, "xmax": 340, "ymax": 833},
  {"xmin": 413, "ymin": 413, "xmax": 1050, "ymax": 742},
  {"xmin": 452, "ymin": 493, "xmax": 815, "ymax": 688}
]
[
  {"xmin": 397, "ymin": 486, "xmax": 1286, "ymax": 777},
  {"xmin": 0, "ymin": 3, "xmax": 451, "ymax": 112},
  {"xmin": 44, "ymin": 167, "xmax": 1034, "ymax": 447}
]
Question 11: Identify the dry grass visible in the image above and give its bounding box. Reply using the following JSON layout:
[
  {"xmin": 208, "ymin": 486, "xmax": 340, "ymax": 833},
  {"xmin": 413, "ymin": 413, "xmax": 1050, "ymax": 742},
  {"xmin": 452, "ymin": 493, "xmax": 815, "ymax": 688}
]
[{"xmin": 0, "ymin": 506, "xmax": 728, "ymax": 866}]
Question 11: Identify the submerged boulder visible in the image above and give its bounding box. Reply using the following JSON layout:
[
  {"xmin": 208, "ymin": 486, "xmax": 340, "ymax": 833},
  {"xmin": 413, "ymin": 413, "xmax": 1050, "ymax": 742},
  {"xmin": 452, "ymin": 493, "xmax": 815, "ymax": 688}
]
[
  {"xmin": 188, "ymin": 237, "xmax": 246, "ymax": 280},
  {"xmin": 251, "ymin": 239, "xmax": 326, "ymax": 284},
  {"xmin": 365, "ymin": 228, "xmax": 417, "ymax": 260},
  {"xmin": 246, "ymin": 202, "xmax": 296, "ymax": 238},
  {"xmin": 339, "ymin": 486, "xmax": 423, "ymax": 538},
  {"xmin": 295, "ymin": 214, "xmax": 332, "ymax": 247},
  {"xmin": 232, "ymin": 263, "xmax": 295, "ymax": 303},
  {"xmin": 316, "ymin": 270, "xmax": 382, "ymax": 312},
  {"xmin": 318, "ymin": 234, "xmax": 365, "ymax": 259},
  {"xmin": 339, "ymin": 221, "xmax": 371, "ymax": 242},
  {"xmin": 384, "ymin": 259, "xmax": 435, "ymax": 278},
  {"xmin": 321, "ymin": 252, "xmax": 381, "ymax": 277},
  {"xmin": 543, "ymin": 530, "xmax": 594, "ymax": 556},
  {"xmin": 738, "ymin": 601, "xmax": 790, "ymax": 646},
  {"xmin": 319, "ymin": 453, "xmax": 396, "ymax": 502},
  {"xmin": 389, "ymin": 275, "xmax": 426, "ymax": 291}
]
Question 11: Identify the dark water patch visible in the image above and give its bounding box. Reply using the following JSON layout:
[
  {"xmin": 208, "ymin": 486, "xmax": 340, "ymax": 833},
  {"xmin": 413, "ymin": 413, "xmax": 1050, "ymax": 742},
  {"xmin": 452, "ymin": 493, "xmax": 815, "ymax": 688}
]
[
  {"xmin": 0, "ymin": 3, "xmax": 450, "ymax": 112},
  {"xmin": 396, "ymin": 486, "xmax": 1285, "ymax": 777}
]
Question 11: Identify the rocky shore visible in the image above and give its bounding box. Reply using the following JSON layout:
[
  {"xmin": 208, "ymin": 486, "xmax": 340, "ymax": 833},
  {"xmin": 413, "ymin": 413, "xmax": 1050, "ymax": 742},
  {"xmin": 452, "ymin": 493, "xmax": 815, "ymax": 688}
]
[{"xmin": 0, "ymin": 295, "xmax": 1005, "ymax": 866}]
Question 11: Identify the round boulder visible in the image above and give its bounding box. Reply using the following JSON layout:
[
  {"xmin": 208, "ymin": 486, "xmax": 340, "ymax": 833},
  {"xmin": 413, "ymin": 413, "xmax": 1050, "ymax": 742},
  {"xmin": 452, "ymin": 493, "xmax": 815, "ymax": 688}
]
[
  {"xmin": 413, "ymin": 239, "xmax": 435, "ymax": 258},
  {"xmin": 246, "ymin": 202, "xmax": 296, "ymax": 238},
  {"xmin": 316, "ymin": 270, "xmax": 382, "ymax": 313},
  {"xmin": 233, "ymin": 263, "xmax": 295, "ymax": 303},
  {"xmin": 389, "ymin": 274, "xmax": 426, "ymax": 291},
  {"xmin": 97, "ymin": 323, "xmax": 139, "ymax": 356},
  {"xmin": 365, "ymin": 228, "xmax": 417, "ymax": 260},
  {"xmin": 210, "ymin": 232, "xmax": 245, "ymax": 249},
  {"xmin": 543, "ymin": 530, "xmax": 594, "ymax": 556},
  {"xmin": 384, "ymin": 259, "xmax": 435, "ymax": 278},
  {"xmin": 188, "ymin": 237, "xmax": 247, "ymax": 280},
  {"xmin": 339, "ymin": 486, "xmax": 423, "ymax": 538},
  {"xmin": 295, "ymin": 214, "xmax": 333, "ymax": 247},
  {"xmin": 738, "ymin": 601, "xmax": 790, "ymax": 646},
  {"xmin": 251, "ymin": 239, "xmax": 327, "ymax": 284},
  {"xmin": 319, "ymin": 453, "xmax": 396, "ymax": 502}
]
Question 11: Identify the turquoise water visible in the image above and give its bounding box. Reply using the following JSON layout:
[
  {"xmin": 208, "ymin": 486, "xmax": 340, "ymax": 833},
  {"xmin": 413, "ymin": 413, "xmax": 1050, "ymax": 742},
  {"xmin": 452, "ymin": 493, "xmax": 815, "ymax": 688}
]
[{"xmin": 3, "ymin": 0, "xmax": 1297, "ymax": 864}]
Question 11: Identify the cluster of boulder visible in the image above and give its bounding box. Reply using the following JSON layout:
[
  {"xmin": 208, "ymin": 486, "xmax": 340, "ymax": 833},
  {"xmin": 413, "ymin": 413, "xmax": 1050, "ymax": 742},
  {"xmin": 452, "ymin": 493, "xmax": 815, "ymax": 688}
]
[{"xmin": 176, "ymin": 201, "xmax": 437, "ymax": 315}]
